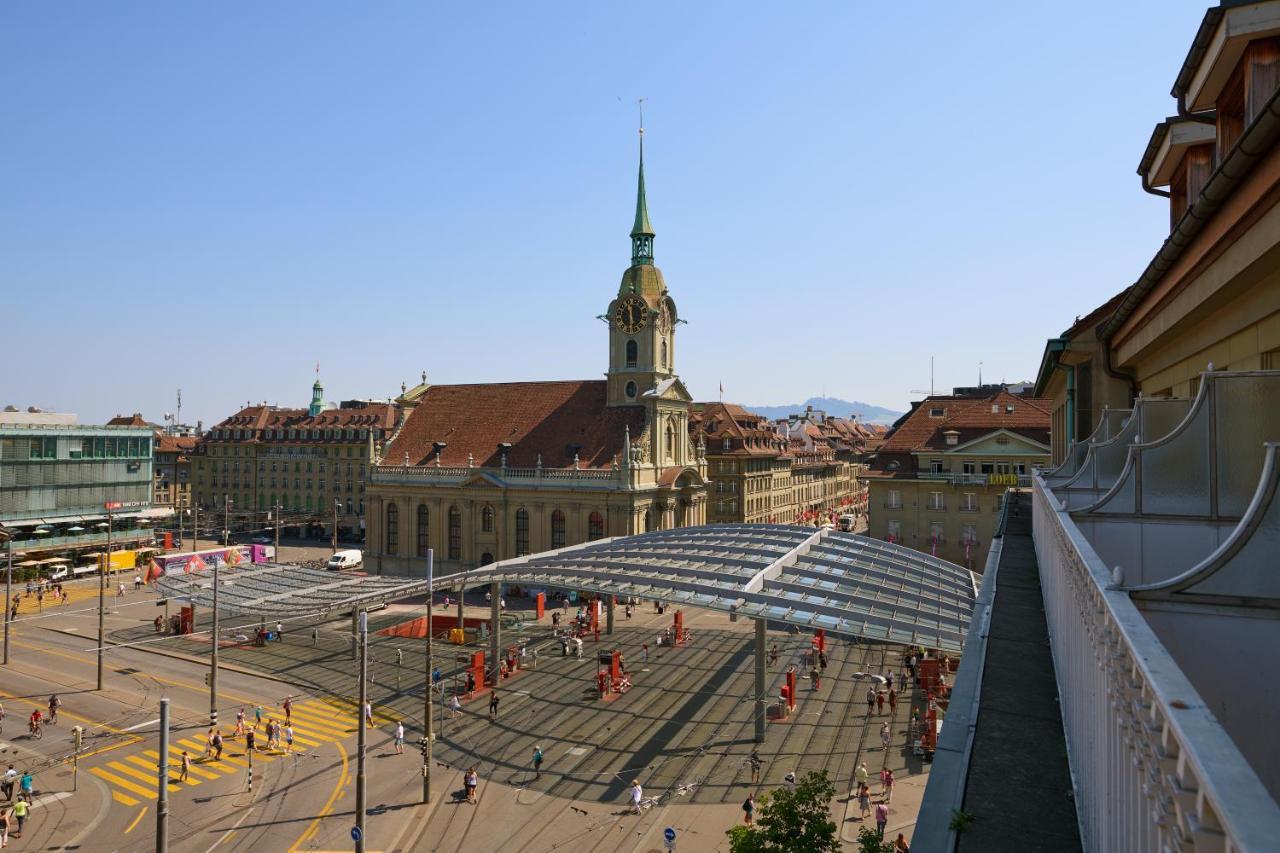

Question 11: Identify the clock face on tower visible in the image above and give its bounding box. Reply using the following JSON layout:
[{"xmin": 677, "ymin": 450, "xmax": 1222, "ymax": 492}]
[{"xmin": 613, "ymin": 295, "xmax": 648, "ymax": 334}]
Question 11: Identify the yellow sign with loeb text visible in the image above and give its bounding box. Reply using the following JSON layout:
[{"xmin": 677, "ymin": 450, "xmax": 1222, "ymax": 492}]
[{"xmin": 988, "ymin": 474, "xmax": 1019, "ymax": 487}]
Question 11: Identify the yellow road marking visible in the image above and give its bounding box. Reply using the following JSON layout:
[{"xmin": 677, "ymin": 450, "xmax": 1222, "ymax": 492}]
[
  {"xmin": 123, "ymin": 755, "xmax": 197, "ymax": 787},
  {"xmin": 89, "ymin": 766, "xmax": 155, "ymax": 799},
  {"xmin": 288, "ymin": 741, "xmax": 348, "ymax": 853},
  {"xmin": 108, "ymin": 760, "xmax": 184, "ymax": 790},
  {"xmin": 124, "ymin": 805, "xmax": 148, "ymax": 833},
  {"xmin": 143, "ymin": 749, "xmax": 222, "ymax": 780},
  {"xmin": 113, "ymin": 790, "xmax": 140, "ymax": 807}
]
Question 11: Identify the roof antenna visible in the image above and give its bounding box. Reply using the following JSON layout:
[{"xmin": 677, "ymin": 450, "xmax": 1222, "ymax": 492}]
[{"xmin": 978, "ymin": 361, "xmax": 983, "ymax": 388}]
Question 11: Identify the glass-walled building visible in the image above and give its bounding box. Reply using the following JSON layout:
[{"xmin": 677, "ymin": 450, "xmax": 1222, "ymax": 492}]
[{"xmin": 0, "ymin": 412, "xmax": 165, "ymax": 561}]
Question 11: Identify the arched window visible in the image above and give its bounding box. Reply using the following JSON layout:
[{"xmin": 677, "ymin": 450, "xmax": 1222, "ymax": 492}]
[
  {"xmin": 385, "ymin": 504, "xmax": 399, "ymax": 555},
  {"xmin": 481, "ymin": 505, "xmax": 495, "ymax": 533},
  {"xmin": 661, "ymin": 339, "xmax": 668, "ymax": 368},
  {"xmin": 515, "ymin": 508, "xmax": 530, "ymax": 556},
  {"xmin": 416, "ymin": 504, "xmax": 429, "ymax": 557},
  {"xmin": 480, "ymin": 552, "xmax": 494, "ymax": 566},
  {"xmin": 551, "ymin": 509, "xmax": 566, "ymax": 549},
  {"xmin": 665, "ymin": 423, "xmax": 676, "ymax": 461},
  {"xmin": 588, "ymin": 511, "xmax": 605, "ymax": 540},
  {"xmin": 625, "ymin": 339, "xmax": 638, "ymax": 367},
  {"xmin": 448, "ymin": 506, "xmax": 462, "ymax": 560}
]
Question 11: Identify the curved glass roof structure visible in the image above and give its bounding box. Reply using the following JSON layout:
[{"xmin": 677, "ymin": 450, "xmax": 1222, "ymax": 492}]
[{"xmin": 156, "ymin": 524, "xmax": 979, "ymax": 652}]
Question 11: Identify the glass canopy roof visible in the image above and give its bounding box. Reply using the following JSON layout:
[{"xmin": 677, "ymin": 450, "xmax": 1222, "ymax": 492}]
[{"xmin": 156, "ymin": 524, "xmax": 979, "ymax": 652}]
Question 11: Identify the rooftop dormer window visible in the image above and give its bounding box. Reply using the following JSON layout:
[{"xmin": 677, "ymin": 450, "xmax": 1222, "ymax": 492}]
[{"xmin": 930, "ymin": 407, "xmax": 945, "ymax": 418}]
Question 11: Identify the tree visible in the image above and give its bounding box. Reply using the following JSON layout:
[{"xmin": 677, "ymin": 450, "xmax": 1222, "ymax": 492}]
[
  {"xmin": 856, "ymin": 827, "xmax": 896, "ymax": 853},
  {"xmin": 726, "ymin": 770, "xmax": 839, "ymax": 853}
]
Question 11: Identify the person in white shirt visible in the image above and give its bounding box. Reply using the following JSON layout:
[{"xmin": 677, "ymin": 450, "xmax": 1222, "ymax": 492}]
[
  {"xmin": 630, "ymin": 780, "xmax": 644, "ymax": 814},
  {"xmin": 393, "ymin": 721, "xmax": 405, "ymax": 754}
]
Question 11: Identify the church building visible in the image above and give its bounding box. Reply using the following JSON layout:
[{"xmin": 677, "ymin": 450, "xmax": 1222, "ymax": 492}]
[{"xmin": 367, "ymin": 132, "xmax": 709, "ymax": 577}]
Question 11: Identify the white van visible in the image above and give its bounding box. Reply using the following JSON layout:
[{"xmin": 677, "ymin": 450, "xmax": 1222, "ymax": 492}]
[
  {"xmin": 327, "ymin": 549, "xmax": 363, "ymax": 571},
  {"xmin": 838, "ymin": 514, "xmax": 857, "ymax": 532}
]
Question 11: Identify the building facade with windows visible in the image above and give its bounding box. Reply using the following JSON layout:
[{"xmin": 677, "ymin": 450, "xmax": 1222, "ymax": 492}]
[
  {"xmin": 865, "ymin": 390, "xmax": 1049, "ymax": 569},
  {"xmin": 191, "ymin": 381, "xmax": 399, "ymax": 540},
  {"xmin": 691, "ymin": 402, "xmax": 795, "ymax": 524},
  {"xmin": 0, "ymin": 409, "xmax": 161, "ymax": 559},
  {"xmin": 366, "ymin": 134, "xmax": 708, "ymax": 577},
  {"xmin": 153, "ymin": 435, "xmax": 196, "ymax": 511}
]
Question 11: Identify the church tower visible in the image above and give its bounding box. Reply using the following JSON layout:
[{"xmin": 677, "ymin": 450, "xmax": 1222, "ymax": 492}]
[
  {"xmin": 309, "ymin": 375, "xmax": 324, "ymax": 417},
  {"xmin": 606, "ymin": 125, "xmax": 679, "ymax": 407}
]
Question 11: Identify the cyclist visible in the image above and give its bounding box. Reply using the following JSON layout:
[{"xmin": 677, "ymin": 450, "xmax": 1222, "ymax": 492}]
[
  {"xmin": 29, "ymin": 708, "xmax": 43, "ymax": 737},
  {"xmin": 48, "ymin": 694, "xmax": 60, "ymax": 724},
  {"xmin": 0, "ymin": 701, "xmax": 5, "ymax": 732}
]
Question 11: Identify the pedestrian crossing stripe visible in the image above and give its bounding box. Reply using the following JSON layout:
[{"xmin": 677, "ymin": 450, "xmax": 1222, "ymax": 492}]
[{"xmin": 90, "ymin": 698, "xmax": 394, "ymax": 809}]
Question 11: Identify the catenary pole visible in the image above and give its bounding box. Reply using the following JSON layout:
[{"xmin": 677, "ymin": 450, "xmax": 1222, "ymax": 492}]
[
  {"xmin": 423, "ymin": 549, "xmax": 433, "ymax": 803},
  {"xmin": 3, "ymin": 530, "xmax": 11, "ymax": 666},
  {"xmin": 98, "ymin": 506, "xmax": 112, "ymax": 691},
  {"xmin": 157, "ymin": 697, "xmax": 170, "ymax": 853},
  {"xmin": 355, "ymin": 609, "xmax": 367, "ymax": 852}
]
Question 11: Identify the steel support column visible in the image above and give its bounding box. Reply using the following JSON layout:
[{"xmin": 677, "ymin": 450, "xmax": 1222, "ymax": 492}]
[
  {"xmin": 754, "ymin": 617, "xmax": 767, "ymax": 744},
  {"xmin": 489, "ymin": 582, "xmax": 501, "ymax": 686},
  {"xmin": 606, "ymin": 595, "xmax": 615, "ymax": 635}
]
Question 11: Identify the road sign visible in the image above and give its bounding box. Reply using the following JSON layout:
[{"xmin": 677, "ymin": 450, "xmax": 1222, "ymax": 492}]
[
  {"xmin": 104, "ymin": 501, "xmax": 123, "ymax": 510},
  {"xmin": 664, "ymin": 826, "xmax": 676, "ymax": 849},
  {"xmin": 350, "ymin": 826, "xmax": 362, "ymax": 842}
]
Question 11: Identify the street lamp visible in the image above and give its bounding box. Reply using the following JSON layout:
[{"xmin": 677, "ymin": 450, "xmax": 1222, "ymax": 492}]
[
  {"xmin": 1, "ymin": 524, "xmax": 12, "ymax": 666},
  {"xmin": 212, "ymin": 499, "xmax": 228, "ymax": 725},
  {"xmin": 333, "ymin": 499, "xmax": 341, "ymax": 555}
]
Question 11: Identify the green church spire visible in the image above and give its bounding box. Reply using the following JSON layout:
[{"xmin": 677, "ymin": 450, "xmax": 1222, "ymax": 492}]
[{"xmin": 630, "ymin": 121, "xmax": 655, "ymax": 266}]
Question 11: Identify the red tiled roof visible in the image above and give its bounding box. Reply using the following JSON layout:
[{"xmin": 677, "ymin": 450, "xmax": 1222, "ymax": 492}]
[
  {"xmin": 156, "ymin": 435, "xmax": 197, "ymax": 454},
  {"xmin": 209, "ymin": 402, "xmax": 399, "ymax": 435},
  {"xmin": 381, "ymin": 381, "xmax": 645, "ymax": 469},
  {"xmin": 876, "ymin": 390, "xmax": 1050, "ymax": 456},
  {"xmin": 690, "ymin": 402, "xmax": 784, "ymax": 457},
  {"xmin": 1063, "ymin": 288, "xmax": 1129, "ymax": 340},
  {"xmin": 107, "ymin": 413, "xmax": 149, "ymax": 427}
]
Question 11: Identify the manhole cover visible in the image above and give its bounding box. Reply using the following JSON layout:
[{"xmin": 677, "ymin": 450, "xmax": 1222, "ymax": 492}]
[{"xmin": 567, "ymin": 747, "xmax": 588, "ymax": 756}]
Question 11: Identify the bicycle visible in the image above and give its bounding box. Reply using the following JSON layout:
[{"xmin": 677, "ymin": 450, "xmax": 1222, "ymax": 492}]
[{"xmin": 29, "ymin": 721, "xmax": 42, "ymax": 740}]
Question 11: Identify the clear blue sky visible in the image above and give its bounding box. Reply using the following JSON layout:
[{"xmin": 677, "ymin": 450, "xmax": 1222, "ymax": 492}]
[{"xmin": 3, "ymin": 1, "xmax": 1209, "ymax": 426}]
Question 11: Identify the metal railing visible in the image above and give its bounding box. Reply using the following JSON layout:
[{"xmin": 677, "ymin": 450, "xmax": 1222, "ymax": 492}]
[
  {"xmin": 1033, "ymin": 475, "xmax": 1280, "ymax": 851},
  {"xmin": 372, "ymin": 464, "xmax": 621, "ymax": 486}
]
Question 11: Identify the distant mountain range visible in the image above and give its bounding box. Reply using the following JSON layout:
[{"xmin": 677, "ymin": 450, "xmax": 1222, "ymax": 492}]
[{"xmin": 744, "ymin": 396, "xmax": 904, "ymax": 425}]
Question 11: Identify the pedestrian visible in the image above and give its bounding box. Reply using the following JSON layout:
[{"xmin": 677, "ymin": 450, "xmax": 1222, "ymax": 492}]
[
  {"xmin": 284, "ymin": 724, "xmax": 294, "ymax": 754},
  {"xmin": 858, "ymin": 782, "xmax": 871, "ymax": 820},
  {"xmin": 532, "ymin": 745, "xmax": 543, "ymax": 779},
  {"xmin": 282, "ymin": 695, "xmax": 293, "ymax": 724},
  {"xmin": 818, "ymin": 650, "xmax": 828, "ymax": 670},
  {"xmin": 179, "ymin": 751, "xmax": 191, "ymax": 782},
  {"xmin": 883, "ymin": 768, "xmax": 895, "ymax": 802},
  {"xmin": 642, "ymin": 643, "xmax": 649, "ymax": 663},
  {"xmin": 783, "ymin": 771, "xmax": 797, "ymax": 790},
  {"xmin": 811, "ymin": 666, "xmax": 821, "ymax": 691},
  {"xmin": 1, "ymin": 766, "xmax": 14, "ymax": 800},
  {"xmin": 877, "ymin": 690, "xmax": 885, "ymax": 715},
  {"xmin": 364, "ymin": 701, "xmax": 373, "ymax": 728},
  {"xmin": 875, "ymin": 801, "xmax": 889, "ymax": 838},
  {"xmin": 133, "ymin": 574, "xmax": 142, "ymax": 590},
  {"xmin": 866, "ymin": 687, "xmax": 876, "ymax": 714},
  {"xmin": 117, "ymin": 582, "xmax": 125, "ymax": 597},
  {"xmin": 855, "ymin": 762, "xmax": 869, "ymax": 790},
  {"xmin": 263, "ymin": 720, "xmax": 274, "ymax": 750},
  {"xmin": 747, "ymin": 750, "xmax": 763, "ymax": 784},
  {"xmin": 0, "ymin": 804, "xmax": 9, "ymax": 847},
  {"xmin": 488, "ymin": 692, "xmax": 499, "ymax": 720},
  {"xmin": 893, "ymin": 832, "xmax": 910, "ymax": 852},
  {"xmin": 394, "ymin": 722, "xmax": 405, "ymax": 754},
  {"xmin": 254, "ymin": 705, "xmax": 263, "ymax": 730},
  {"xmin": 275, "ymin": 621, "xmax": 283, "ymax": 641},
  {"xmin": 17, "ymin": 773, "xmax": 30, "ymax": 801},
  {"xmin": 212, "ymin": 729, "xmax": 224, "ymax": 760},
  {"xmin": 630, "ymin": 780, "xmax": 644, "ymax": 814},
  {"xmin": 768, "ymin": 645, "xmax": 778, "ymax": 667},
  {"xmin": 464, "ymin": 767, "xmax": 478, "ymax": 804},
  {"xmin": 204, "ymin": 728, "xmax": 216, "ymax": 758},
  {"xmin": 449, "ymin": 694, "xmax": 462, "ymax": 719},
  {"xmin": 743, "ymin": 792, "xmax": 755, "ymax": 825},
  {"xmin": 880, "ymin": 721, "xmax": 891, "ymax": 750},
  {"xmin": 888, "ymin": 686, "xmax": 897, "ymax": 714},
  {"xmin": 235, "ymin": 708, "xmax": 245, "ymax": 737},
  {"xmin": 10, "ymin": 799, "xmax": 26, "ymax": 839}
]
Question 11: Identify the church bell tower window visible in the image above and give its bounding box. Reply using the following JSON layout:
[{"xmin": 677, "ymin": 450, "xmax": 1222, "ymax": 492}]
[
  {"xmin": 625, "ymin": 381, "xmax": 637, "ymax": 399},
  {"xmin": 626, "ymin": 339, "xmax": 638, "ymax": 368}
]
